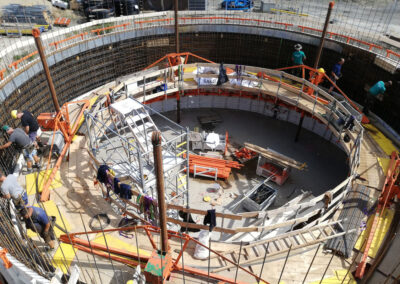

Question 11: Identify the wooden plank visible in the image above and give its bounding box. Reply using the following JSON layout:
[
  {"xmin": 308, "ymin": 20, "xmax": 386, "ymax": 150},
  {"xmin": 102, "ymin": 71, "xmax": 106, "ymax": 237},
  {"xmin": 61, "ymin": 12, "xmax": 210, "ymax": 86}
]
[{"xmin": 244, "ymin": 142, "xmax": 306, "ymax": 170}]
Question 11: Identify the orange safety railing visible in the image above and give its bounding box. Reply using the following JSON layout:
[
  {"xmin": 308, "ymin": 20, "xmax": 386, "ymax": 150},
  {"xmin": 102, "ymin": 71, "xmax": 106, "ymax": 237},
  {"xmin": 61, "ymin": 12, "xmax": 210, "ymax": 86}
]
[
  {"xmin": 135, "ymin": 17, "xmax": 173, "ymax": 25},
  {"xmin": 40, "ymin": 99, "xmax": 90, "ymax": 202},
  {"xmin": 8, "ymin": 51, "xmax": 38, "ymax": 70},
  {"xmin": 1, "ymin": 15, "xmax": 400, "ymax": 83},
  {"xmin": 49, "ymin": 32, "xmax": 88, "ymax": 49},
  {"xmin": 60, "ymin": 225, "xmax": 270, "ymax": 284},
  {"xmin": 91, "ymin": 23, "xmax": 130, "ymax": 35},
  {"xmin": 276, "ymin": 64, "xmax": 370, "ymax": 123},
  {"xmin": 0, "ymin": 68, "xmax": 6, "ymax": 80}
]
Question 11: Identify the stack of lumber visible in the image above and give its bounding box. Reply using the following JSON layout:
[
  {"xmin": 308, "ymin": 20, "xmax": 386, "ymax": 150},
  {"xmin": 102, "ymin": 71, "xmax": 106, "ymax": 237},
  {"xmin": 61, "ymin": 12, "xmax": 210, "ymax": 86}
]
[
  {"xmin": 244, "ymin": 142, "xmax": 307, "ymax": 170},
  {"xmin": 185, "ymin": 153, "xmax": 243, "ymax": 179}
]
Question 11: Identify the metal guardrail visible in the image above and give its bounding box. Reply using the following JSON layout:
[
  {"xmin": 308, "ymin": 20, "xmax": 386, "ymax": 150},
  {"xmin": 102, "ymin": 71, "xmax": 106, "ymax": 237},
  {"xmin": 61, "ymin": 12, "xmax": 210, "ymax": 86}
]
[{"xmin": 0, "ymin": 11, "xmax": 399, "ymax": 91}]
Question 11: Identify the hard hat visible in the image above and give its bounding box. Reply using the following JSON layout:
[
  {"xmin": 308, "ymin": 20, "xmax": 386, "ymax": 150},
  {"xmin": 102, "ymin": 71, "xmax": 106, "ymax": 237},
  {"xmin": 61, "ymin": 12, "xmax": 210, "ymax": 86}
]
[
  {"xmin": 11, "ymin": 110, "xmax": 18, "ymax": 119},
  {"xmin": 294, "ymin": 44, "xmax": 302, "ymax": 51},
  {"xmin": 2, "ymin": 125, "xmax": 10, "ymax": 132},
  {"xmin": 317, "ymin": 68, "xmax": 325, "ymax": 73}
]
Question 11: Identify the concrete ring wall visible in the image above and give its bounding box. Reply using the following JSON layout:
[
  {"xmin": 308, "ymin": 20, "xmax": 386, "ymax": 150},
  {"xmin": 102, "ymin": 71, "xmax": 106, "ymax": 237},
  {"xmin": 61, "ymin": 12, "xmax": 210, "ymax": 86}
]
[{"xmin": 0, "ymin": 20, "xmax": 397, "ymax": 174}]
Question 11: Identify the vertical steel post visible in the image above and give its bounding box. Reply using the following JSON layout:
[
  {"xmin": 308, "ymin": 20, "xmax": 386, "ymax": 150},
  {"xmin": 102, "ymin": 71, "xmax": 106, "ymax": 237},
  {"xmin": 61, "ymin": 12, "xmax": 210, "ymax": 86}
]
[
  {"xmin": 295, "ymin": 111, "xmax": 305, "ymax": 142},
  {"xmin": 314, "ymin": 2, "xmax": 335, "ymax": 69},
  {"xmin": 174, "ymin": 0, "xmax": 179, "ymax": 53},
  {"xmin": 302, "ymin": 244, "xmax": 321, "ymax": 284},
  {"xmin": 278, "ymin": 244, "xmax": 292, "ymax": 284},
  {"xmin": 32, "ymin": 28, "xmax": 61, "ymax": 113},
  {"xmin": 152, "ymin": 131, "xmax": 169, "ymax": 253}
]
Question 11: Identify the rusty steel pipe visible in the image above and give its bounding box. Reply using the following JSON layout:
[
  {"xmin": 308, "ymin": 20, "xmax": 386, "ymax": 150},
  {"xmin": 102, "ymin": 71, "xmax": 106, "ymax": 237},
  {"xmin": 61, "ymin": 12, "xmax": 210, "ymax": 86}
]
[
  {"xmin": 32, "ymin": 28, "xmax": 61, "ymax": 114},
  {"xmin": 174, "ymin": 0, "xmax": 179, "ymax": 53},
  {"xmin": 314, "ymin": 2, "xmax": 334, "ymax": 69},
  {"xmin": 151, "ymin": 131, "xmax": 169, "ymax": 253}
]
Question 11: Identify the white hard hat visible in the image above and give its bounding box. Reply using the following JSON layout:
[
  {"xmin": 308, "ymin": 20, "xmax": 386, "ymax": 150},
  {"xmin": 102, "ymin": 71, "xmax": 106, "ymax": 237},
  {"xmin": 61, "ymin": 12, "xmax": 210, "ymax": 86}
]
[{"xmin": 294, "ymin": 44, "xmax": 302, "ymax": 51}]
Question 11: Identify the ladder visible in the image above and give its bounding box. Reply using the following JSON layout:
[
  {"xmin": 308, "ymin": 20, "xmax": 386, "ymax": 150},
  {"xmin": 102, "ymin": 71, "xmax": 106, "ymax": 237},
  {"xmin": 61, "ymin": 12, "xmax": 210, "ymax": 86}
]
[
  {"xmin": 212, "ymin": 220, "xmax": 352, "ymax": 273},
  {"xmin": 111, "ymin": 98, "xmax": 163, "ymax": 156}
]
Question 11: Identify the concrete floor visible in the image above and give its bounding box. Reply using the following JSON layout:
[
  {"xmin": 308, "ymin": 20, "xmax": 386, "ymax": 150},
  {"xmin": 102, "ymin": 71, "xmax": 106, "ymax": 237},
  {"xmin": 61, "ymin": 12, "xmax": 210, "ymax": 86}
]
[
  {"xmin": 13, "ymin": 107, "xmax": 352, "ymax": 283},
  {"xmin": 161, "ymin": 108, "xmax": 349, "ymax": 213}
]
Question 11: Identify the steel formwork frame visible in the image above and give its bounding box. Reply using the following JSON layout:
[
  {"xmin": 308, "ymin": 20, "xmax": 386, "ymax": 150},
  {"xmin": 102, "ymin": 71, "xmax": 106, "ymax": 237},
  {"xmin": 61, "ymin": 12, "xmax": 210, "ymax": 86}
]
[{"xmin": 84, "ymin": 98, "xmax": 190, "ymax": 209}]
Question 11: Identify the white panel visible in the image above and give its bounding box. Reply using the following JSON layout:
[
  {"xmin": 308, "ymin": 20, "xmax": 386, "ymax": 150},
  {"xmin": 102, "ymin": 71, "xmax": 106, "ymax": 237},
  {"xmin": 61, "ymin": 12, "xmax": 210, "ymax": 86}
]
[
  {"xmin": 199, "ymin": 95, "xmax": 212, "ymax": 108},
  {"xmin": 263, "ymin": 101, "xmax": 274, "ymax": 117},
  {"xmin": 324, "ymin": 128, "xmax": 333, "ymax": 141},
  {"xmin": 276, "ymin": 107, "xmax": 287, "ymax": 121},
  {"xmin": 227, "ymin": 97, "xmax": 240, "ymax": 109},
  {"xmin": 164, "ymin": 98, "xmax": 175, "ymax": 112},
  {"xmin": 151, "ymin": 101, "xmax": 163, "ymax": 112},
  {"xmin": 238, "ymin": 97, "xmax": 251, "ymax": 111},
  {"xmin": 213, "ymin": 96, "xmax": 226, "ymax": 108},
  {"xmin": 313, "ymin": 121, "xmax": 326, "ymax": 138},
  {"xmin": 186, "ymin": 95, "xmax": 200, "ymax": 109},
  {"xmin": 288, "ymin": 110, "xmax": 301, "ymax": 125},
  {"xmin": 303, "ymin": 116, "xmax": 313, "ymax": 131}
]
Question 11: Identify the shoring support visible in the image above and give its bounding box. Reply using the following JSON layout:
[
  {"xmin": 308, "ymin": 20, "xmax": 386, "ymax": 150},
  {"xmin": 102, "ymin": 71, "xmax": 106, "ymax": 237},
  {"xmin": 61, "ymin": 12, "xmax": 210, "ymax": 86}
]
[
  {"xmin": 295, "ymin": 111, "xmax": 305, "ymax": 142},
  {"xmin": 314, "ymin": 2, "xmax": 334, "ymax": 69},
  {"xmin": 174, "ymin": 0, "xmax": 179, "ymax": 53},
  {"xmin": 144, "ymin": 131, "xmax": 173, "ymax": 282},
  {"xmin": 151, "ymin": 131, "xmax": 169, "ymax": 253},
  {"xmin": 32, "ymin": 28, "xmax": 61, "ymax": 113}
]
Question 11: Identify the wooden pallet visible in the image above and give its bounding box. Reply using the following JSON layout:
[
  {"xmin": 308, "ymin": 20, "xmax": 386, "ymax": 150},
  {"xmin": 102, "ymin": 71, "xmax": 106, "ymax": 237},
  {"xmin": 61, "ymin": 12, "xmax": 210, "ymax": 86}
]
[{"xmin": 212, "ymin": 220, "xmax": 353, "ymax": 273}]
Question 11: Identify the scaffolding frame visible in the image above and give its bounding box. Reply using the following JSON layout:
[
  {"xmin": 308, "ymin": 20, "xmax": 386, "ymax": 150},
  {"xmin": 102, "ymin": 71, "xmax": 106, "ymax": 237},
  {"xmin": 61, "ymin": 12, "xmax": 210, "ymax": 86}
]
[{"xmin": 85, "ymin": 97, "xmax": 190, "ymax": 207}]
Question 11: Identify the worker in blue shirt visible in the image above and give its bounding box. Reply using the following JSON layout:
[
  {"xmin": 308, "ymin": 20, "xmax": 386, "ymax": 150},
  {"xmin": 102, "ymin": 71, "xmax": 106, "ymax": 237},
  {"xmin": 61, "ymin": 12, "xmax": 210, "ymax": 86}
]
[
  {"xmin": 328, "ymin": 58, "xmax": 345, "ymax": 93},
  {"xmin": 20, "ymin": 206, "xmax": 55, "ymax": 249},
  {"xmin": 363, "ymin": 80, "xmax": 392, "ymax": 115},
  {"xmin": 292, "ymin": 44, "xmax": 306, "ymax": 77}
]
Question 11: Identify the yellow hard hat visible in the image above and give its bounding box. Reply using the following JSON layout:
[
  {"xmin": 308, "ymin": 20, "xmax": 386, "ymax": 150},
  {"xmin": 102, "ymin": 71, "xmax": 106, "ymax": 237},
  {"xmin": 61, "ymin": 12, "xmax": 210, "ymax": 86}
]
[
  {"xmin": 11, "ymin": 110, "xmax": 18, "ymax": 119},
  {"xmin": 317, "ymin": 68, "xmax": 325, "ymax": 73}
]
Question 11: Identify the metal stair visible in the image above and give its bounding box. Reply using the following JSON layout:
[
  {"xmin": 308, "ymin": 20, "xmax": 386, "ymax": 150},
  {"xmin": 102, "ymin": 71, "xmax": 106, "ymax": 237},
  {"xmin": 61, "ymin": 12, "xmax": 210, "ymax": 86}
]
[
  {"xmin": 212, "ymin": 220, "xmax": 353, "ymax": 273},
  {"xmin": 111, "ymin": 98, "xmax": 163, "ymax": 156}
]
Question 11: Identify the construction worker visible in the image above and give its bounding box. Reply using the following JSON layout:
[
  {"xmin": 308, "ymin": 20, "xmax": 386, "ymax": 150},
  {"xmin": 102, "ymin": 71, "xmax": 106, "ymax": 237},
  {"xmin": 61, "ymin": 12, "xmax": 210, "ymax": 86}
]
[
  {"xmin": 363, "ymin": 81, "xmax": 392, "ymax": 115},
  {"xmin": 292, "ymin": 44, "xmax": 306, "ymax": 77},
  {"xmin": 0, "ymin": 171, "xmax": 28, "ymax": 210},
  {"xmin": 20, "ymin": 206, "xmax": 55, "ymax": 250},
  {"xmin": 0, "ymin": 125, "xmax": 40, "ymax": 173},
  {"xmin": 11, "ymin": 110, "xmax": 41, "ymax": 143},
  {"xmin": 328, "ymin": 58, "xmax": 345, "ymax": 93}
]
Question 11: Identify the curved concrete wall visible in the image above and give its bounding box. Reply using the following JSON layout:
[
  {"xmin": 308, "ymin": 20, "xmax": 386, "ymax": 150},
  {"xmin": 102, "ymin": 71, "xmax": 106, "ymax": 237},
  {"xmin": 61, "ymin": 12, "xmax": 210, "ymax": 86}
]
[{"xmin": 0, "ymin": 17, "xmax": 398, "ymax": 174}]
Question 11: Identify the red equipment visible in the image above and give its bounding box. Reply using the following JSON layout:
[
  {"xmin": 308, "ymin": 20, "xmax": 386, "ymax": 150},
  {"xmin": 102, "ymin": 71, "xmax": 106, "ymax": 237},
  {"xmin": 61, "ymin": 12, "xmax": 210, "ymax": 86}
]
[
  {"xmin": 144, "ymin": 52, "xmax": 215, "ymax": 70},
  {"xmin": 234, "ymin": 147, "xmax": 258, "ymax": 163},
  {"xmin": 37, "ymin": 112, "xmax": 57, "ymax": 131},
  {"xmin": 59, "ymin": 225, "xmax": 269, "ymax": 284}
]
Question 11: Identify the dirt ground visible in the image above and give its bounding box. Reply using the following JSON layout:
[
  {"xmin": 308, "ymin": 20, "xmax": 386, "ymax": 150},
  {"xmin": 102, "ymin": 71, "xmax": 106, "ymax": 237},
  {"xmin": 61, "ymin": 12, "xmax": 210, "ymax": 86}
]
[{"xmin": 0, "ymin": 0, "xmax": 85, "ymax": 23}]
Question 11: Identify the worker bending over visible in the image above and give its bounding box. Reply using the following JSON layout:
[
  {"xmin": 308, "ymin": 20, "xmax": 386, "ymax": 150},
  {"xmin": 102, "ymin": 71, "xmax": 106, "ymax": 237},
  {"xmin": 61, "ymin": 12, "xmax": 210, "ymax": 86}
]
[
  {"xmin": 0, "ymin": 125, "xmax": 40, "ymax": 173},
  {"xmin": 363, "ymin": 81, "xmax": 392, "ymax": 115},
  {"xmin": 20, "ymin": 206, "xmax": 55, "ymax": 250},
  {"xmin": 11, "ymin": 110, "xmax": 41, "ymax": 144},
  {"xmin": 0, "ymin": 171, "xmax": 28, "ymax": 210}
]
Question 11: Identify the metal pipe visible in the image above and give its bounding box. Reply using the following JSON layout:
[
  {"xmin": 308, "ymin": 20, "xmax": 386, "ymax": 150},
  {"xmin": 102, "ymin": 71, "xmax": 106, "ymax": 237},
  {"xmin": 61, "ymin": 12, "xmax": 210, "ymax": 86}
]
[
  {"xmin": 234, "ymin": 241, "xmax": 243, "ymax": 282},
  {"xmin": 174, "ymin": 0, "xmax": 179, "ymax": 53},
  {"xmin": 302, "ymin": 244, "xmax": 321, "ymax": 284},
  {"xmin": 278, "ymin": 244, "xmax": 292, "ymax": 284},
  {"xmin": 257, "ymin": 243, "xmax": 269, "ymax": 284},
  {"xmin": 151, "ymin": 131, "xmax": 169, "ymax": 253},
  {"xmin": 314, "ymin": 2, "xmax": 335, "ymax": 69},
  {"xmin": 32, "ymin": 28, "xmax": 61, "ymax": 113},
  {"xmin": 319, "ymin": 246, "xmax": 337, "ymax": 283},
  {"xmin": 295, "ymin": 111, "xmax": 305, "ymax": 142}
]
